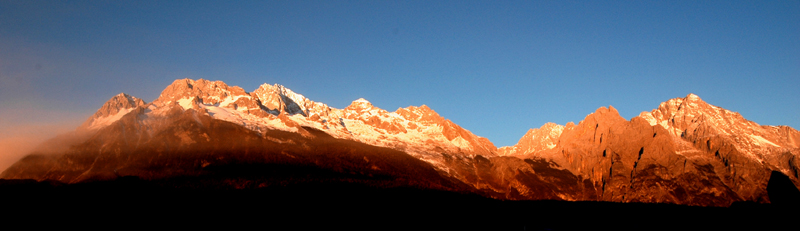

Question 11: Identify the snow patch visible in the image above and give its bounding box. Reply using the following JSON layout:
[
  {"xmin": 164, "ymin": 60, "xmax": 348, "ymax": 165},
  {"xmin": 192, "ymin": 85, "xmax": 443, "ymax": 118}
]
[
  {"xmin": 88, "ymin": 107, "xmax": 136, "ymax": 130},
  {"xmin": 749, "ymin": 134, "xmax": 780, "ymax": 147},
  {"xmin": 177, "ymin": 97, "xmax": 194, "ymax": 110},
  {"xmin": 639, "ymin": 112, "xmax": 658, "ymax": 126},
  {"xmin": 451, "ymin": 136, "xmax": 472, "ymax": 150}
]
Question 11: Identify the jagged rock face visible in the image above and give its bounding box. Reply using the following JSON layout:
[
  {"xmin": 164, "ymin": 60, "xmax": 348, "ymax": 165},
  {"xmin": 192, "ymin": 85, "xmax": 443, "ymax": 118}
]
[
  {"xmin": 538, "ymin": 105, "xmax": 763, "ymax": 206},
  {"xmin": 155, "ymin": 79, "xmax": 235, "ymax": 113},
  {"xmin": 2, "ymin": 110, "xmax": 472, "ymax": 192},
  {"xmin": 1, "ymin": 106, "xmax": 586, "ymax": 202},
  {"xmin": 638, "ymin": 94, "xmax": 800, "ymax": 201},
  {"xmin": 78, "ymin": 93, "xmax": 146, "ymax": 131},
  {"xmin": 340, "ymin": 102, "xmax": 498, "ymax": 157},
  {"xmin": 151, "ymin": 79, "xmax": 271, "ymax": 118},
  {"xmin": 5, "ymin": 79, "xmax": 799, "ymax": 206},
  {"xmin": 399, "ymin": 105, "xmax": 497, "ymax": 156},
  {"xmin": 342, "ymin": 99, "xmax": 409, "ymax": 135},
  {"xmin": 251, "ymin": 83, "xmax": 332, "ymax": 117},
  {"xmin": 35, "ymin": 79, "xmax": 498, "ymax": 173},
  {"xmin": 143, "ymin": 79, "xmax": 498, "ymax": 160},
  {"xmin": 499, "ymin": 122, "xmax": 564, "ymax": 157},
  {"xmin": 639, "ymin": 94, "xmax": 799, "ymax": 158},
  {"xmin": 501, "ymin": 94, "xmax": 800, "ymax": 206},
  {"xmin": 155, "ymin": 79, "xmax": 248, "ymax": 106}
]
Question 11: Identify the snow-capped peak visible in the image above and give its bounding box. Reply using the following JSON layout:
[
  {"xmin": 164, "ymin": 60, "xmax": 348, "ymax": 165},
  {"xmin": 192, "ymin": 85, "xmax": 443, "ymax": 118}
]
[
  {"xmin": 251, "ymin": 83, "xmax": 321, "ymax": 116},
  {"xmin": 141, "ymin": 79, "xmax": 500, "ymax": 162},
  {"xmin": 636, "ymin": 93, "xmax": 793, "ymax": 163},
  {"xmin": 78, "ymin": 92, "xmax": 146, "ymax": 131},
  {"xmin": 499, "ymin": 122, "xmax": 565, "ymax": 157},
  {"xmin": 353, "ymin": 98, "xmax": 370, "ymax": 104},
  {"xmin": 152, "ymin": 78, "xmax": 249, "ymax": 108},
  {"xmin": 349, "ymin": 98, "xmax": 373, "ymax": 107},
  {"xmin": 685, "ymin": 93, "xmax": 702, "ymax": 101},
  {"xmin": 343, "ymin": 98, "xmax": 380, "ymax": 114}
]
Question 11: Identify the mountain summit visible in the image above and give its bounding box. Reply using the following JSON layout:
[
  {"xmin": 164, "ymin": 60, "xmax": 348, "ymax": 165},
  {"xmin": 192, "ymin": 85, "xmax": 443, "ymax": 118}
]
[
  {"xmin": 3, "ymin": 80, "xmax": 799, "ymax": 206},
  {"xmin": 78, "ymin": 93, "xmax": 145, "ymax": 131}
]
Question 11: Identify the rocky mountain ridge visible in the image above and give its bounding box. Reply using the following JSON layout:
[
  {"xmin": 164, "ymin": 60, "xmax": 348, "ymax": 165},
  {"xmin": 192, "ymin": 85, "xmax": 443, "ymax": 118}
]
[
  {"xmin": 78, "ymin": 93, "xmax": 145, "ymax": 131},
  {"xmin": 500, "ymin": 94, "xmax": 800, "ymax": 204},
  {"xmin": 5, "ymin": 78, "xmax": 799, "ymax": 206}
]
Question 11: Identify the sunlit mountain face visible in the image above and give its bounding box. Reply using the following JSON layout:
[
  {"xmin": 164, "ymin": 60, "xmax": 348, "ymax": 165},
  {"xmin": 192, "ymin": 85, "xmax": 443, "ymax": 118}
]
[{"xmin": 2, "ymin": 79, "xmax": 799, "ymax": 228}]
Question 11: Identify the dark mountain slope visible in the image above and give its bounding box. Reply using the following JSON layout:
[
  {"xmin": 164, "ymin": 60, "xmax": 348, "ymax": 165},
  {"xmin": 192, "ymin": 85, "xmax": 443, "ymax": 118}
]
[{"xmin": 2, "ymin": 108, "xmax": 473, "ymax": 193}]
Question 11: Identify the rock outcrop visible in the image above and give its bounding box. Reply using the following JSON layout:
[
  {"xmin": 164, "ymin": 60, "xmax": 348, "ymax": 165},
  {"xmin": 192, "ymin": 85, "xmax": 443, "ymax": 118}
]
[
  {"xmin": 499, "ymin": 122, "xmax": 564, "ymax": 157},
  {"xmin": 5, "ymin": 80, "xmax": 799, "ymax": 206},
  {"xmin": 78, "ymin": 93, "xmax": 146, "ymax": 131},
  {"xmin": 502, "ymin": 94, "xmax": 800, "ymax": 206}
]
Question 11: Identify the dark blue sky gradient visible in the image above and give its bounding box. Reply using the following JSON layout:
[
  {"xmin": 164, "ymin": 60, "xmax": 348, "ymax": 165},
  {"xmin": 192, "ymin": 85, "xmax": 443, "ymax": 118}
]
[{"xmin": 1, "ymin": 0, "xmax": 798, "ymax": 146}]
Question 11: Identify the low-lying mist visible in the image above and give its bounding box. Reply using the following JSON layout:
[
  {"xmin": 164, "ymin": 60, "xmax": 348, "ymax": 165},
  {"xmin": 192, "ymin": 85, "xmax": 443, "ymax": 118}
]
[
  {"xmin": 0, "ymin": 101, "xmax": 91, "ymax": 174},
  {"xmin": 0, "ymin": 123, "xmax": 83, "ymax": 174}
]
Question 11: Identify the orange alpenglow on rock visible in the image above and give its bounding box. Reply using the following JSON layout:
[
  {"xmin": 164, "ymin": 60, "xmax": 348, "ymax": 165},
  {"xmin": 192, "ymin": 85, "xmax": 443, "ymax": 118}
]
[{"xmin": 3, "ymin": 80, "xmax": 799, "ymax": 207}]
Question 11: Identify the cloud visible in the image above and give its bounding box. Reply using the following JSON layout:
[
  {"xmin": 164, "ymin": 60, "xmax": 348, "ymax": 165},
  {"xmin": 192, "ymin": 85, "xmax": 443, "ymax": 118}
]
[{"xmin": 0, "ymin": 110, "xmax": 84, "ymax": 174}]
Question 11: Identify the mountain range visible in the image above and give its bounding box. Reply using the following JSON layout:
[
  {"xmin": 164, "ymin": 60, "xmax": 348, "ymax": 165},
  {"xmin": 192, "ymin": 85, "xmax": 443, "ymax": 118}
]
[{"xmin": 3, "ymin": 78, "xmax": 799, "ymax": 208}]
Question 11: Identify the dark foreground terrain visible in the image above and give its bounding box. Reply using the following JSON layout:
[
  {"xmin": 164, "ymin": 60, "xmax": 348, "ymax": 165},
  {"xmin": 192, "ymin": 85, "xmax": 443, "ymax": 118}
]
[{"xmin": 2, "ymin": 177, "xmax": 794, "ymax": 230}]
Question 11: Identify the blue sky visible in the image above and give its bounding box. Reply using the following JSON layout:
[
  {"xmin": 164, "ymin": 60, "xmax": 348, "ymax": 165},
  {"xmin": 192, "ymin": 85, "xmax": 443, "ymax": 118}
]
[{"xmin": 1, "ymin": 0, "xmax": 798, "ymax": 147}]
